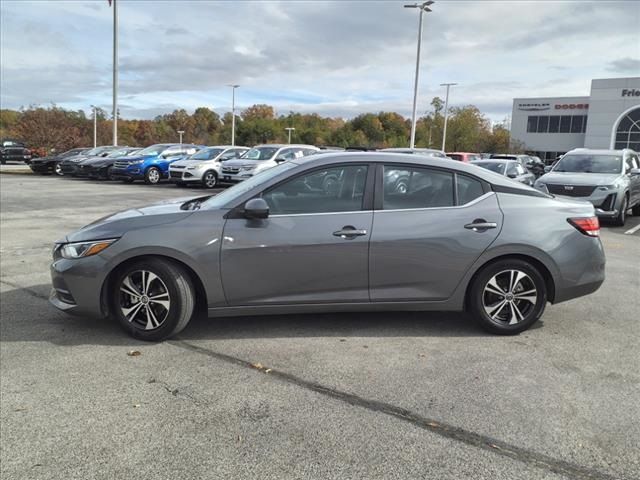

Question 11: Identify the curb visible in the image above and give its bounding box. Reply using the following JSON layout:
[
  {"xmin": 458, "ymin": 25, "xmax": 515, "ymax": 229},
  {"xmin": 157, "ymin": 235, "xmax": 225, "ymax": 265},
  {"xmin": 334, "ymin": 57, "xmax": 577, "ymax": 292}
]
[{"xmin": 0, "ymin": 170, "xmax": 33, "ymax": 175}]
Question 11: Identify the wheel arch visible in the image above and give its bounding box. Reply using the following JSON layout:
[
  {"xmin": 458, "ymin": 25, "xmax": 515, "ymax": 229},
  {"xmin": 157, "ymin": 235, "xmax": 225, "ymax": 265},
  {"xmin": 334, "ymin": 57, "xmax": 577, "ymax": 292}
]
[
  {"xmin": 100, "ymin": 253, "xmax": 208, "ymax": 317},
  {"xmin": 464, "ymin": 253, "xmax": 557, "ymax": 309}
]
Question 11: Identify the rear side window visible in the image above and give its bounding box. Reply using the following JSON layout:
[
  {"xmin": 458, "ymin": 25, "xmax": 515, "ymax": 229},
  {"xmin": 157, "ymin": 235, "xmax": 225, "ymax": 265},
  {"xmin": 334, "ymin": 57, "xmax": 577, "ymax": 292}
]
[
  {"xmin": 456, "ymin": 175, "xmax": 485, "ymax": 205},
  {"xmin": 382, "ymin": 166, "xmax": 454, "ymax": 210}
]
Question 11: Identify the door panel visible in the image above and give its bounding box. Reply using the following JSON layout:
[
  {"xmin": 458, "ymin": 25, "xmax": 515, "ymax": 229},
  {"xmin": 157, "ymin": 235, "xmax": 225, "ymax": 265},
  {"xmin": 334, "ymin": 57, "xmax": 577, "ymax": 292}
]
[
  {"xmin": 369, "ymin": 193, "xmax": 503, "ymax": 301},
  {"xmin": 221, "ymin": 212, "xmax": 372, "ymax": 305}
]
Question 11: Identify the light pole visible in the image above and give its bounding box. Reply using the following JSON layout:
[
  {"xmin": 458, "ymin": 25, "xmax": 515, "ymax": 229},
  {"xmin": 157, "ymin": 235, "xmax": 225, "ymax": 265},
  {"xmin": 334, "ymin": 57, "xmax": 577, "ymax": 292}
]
[
  {"xmin": 285, "ymin": 127, "xmax": 295, "ymax": 144},
  {"xmin": 404, "ymin": 1, "xmax": 434, "ymax": 149},
  {"xmin": 177, "ymin": 130, "xmax": 185, "ymax": 146},
  {"xmin": 112, "ymin": 0, "xmax": 118, "ymax": 146},
  {"xmin": 91, "ymin": 105, "xmax": 98, "ymax": 148},
  {"xmin": 440, "ymin": 82, "xmax": 457, "ymax": 151},
  {"xmin": 227, "ymin": 84, "xmax": 239, "ymax": 146}
]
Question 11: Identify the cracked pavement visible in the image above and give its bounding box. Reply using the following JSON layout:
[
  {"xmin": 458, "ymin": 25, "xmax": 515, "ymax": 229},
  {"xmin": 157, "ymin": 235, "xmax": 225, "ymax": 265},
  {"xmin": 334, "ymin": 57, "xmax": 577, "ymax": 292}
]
[{"xmin": 1, "ymin": 174, "xmax": 639, "ymax": 480}]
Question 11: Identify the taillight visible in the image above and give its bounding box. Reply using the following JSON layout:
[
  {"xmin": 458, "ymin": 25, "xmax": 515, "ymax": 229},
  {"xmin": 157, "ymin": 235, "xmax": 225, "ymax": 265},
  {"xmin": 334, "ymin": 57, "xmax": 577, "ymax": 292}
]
[{"xmin": 568, "ymin": 217, "xmax": 600, "ymax": 237}]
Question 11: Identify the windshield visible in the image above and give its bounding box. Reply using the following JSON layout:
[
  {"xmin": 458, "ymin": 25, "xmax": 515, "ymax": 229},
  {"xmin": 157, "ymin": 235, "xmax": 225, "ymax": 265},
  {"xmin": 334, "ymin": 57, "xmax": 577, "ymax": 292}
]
[
  {"xmin": 106, "ymin": 149, "xmax": 132, "ymax": 158},
  {"xmin": 241, "ymin": 147, "xmax": 279, "ymax": 161},
  {"xmin": 137, "ymin": 144, "xmax": 171, "ymax": 156},
  {"xmin": 203, "ymin": 162, "xmax": 297, "ymax": 209},
  {"xmin": 190, "ymin": 148, "xmax": 224, "ymax": 161},
  {"xmin": 552, "ymin": 154, "xmax": 622, "ymax": 174},
  {"xmin": 83, "ymin": 147, "xmax": 103, "ymax": 156},
  {"xmin": 473, "ymin": 162, "xmax": 506, "ymax": 175},
  {"xmin": 127, "ymin": 149, "xmax": 142, "ymax": 156}
]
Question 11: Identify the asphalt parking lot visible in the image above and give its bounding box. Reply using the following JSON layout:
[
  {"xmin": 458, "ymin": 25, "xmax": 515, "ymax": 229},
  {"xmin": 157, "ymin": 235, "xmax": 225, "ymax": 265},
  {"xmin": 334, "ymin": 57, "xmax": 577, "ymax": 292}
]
[{"xmin": 1, "ymin": 173, "xmax": 639, "ymax": 480}]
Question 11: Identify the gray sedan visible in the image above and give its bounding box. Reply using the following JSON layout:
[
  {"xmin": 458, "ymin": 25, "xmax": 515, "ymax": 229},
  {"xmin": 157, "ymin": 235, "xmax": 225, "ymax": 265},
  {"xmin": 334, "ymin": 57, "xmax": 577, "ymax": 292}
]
[{"xmin": 50, "ymin": 153, "xmax": 605, "ymax": 341}]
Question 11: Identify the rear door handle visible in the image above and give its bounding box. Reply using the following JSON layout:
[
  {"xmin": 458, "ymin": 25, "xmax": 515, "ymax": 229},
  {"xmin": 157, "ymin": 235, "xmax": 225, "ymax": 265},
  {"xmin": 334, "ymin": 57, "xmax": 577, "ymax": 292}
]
[
  {"xmin": 333, "ymin": 226, "xmax": 367, "ymax": 239},
  {"xmin": 464, "ymin": 220, "xmax": 497, "ymax": 232}
]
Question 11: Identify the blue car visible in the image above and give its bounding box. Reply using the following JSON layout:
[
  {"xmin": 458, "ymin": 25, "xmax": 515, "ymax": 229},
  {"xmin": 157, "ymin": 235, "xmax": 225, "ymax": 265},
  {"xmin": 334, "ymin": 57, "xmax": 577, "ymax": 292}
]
[{"xmin": 110, "ymin": 144, "xmax": 201, "ymax": 184}]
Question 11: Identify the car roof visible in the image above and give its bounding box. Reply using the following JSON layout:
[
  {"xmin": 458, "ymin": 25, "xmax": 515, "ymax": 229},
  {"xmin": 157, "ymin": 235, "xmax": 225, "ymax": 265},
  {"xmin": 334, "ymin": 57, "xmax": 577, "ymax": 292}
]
[
  {"xmin": 380, "ymin": 147, "xmax": 444, "ymax": 153},
  {"xmin": 253, "ymin": 144, "xmax": 318, "ymax": 148},
  {"xmin": 471, "ymin": 159, "xmax": 517, "ymax": 164},
  {"xmin": 205, "ymin": 145, "xmax": 249, "ymax": 149},
  {"xmin": 568, "ymin": 148, "xmax": 630, "ymax": 155},
  {"xmin": 448, "ymin": 152, "xmax": 478, "ymax": 155}
]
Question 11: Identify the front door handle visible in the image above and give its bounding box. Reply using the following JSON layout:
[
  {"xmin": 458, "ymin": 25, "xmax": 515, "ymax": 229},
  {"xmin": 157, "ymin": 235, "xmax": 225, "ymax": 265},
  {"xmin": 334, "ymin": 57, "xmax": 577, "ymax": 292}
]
[
  {"xmin": 464, "ymin": 219, "xmax": 497, "ymax": 232},
  {"xmin": 333, "ymin": 225, "xmax": 367, "ymax": 239}
]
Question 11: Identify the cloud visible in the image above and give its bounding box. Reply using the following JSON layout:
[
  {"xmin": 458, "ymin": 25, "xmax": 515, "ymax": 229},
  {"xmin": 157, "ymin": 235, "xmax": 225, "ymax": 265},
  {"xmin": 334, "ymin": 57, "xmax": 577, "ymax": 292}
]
[
  {"xmin": 608, "ymin": 57, "xmax": 640, "ymax": 73},
  {"xmin": 1, "ymin": 0, "xmax": 638, "ymax": 122}
]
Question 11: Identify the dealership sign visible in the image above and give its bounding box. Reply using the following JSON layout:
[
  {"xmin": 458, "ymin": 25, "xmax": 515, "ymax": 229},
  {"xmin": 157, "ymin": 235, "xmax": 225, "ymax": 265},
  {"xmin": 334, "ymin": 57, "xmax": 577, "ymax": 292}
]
[
  {"xmin": 517, "ymin": 103, "xmax": 550, "ymax": 111},
  {"xmin": 621, "ymin": 88, "xmax": 640, "ymax": 97},
  {"xmin": 554, "ymin": 103, "xmax": 589, "ymax": 110}
]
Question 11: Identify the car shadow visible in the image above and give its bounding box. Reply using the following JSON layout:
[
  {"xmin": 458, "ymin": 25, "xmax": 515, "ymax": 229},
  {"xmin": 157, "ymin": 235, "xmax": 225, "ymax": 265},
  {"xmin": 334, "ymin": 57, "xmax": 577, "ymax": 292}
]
[{"xmin": 0, "ymin": 283, "xmax": 516, "ymax": 347}]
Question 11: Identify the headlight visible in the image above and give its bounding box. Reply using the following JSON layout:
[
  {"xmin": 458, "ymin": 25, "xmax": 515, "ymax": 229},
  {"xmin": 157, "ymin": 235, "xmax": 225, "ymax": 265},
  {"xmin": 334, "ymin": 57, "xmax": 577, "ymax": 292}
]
[
  {"xmin": 59, "ymin": 239, "xmax": 117, "ymax": 259},
  {"xmin": 129, "ymin": 160, "xmax": 144, "ymax": 165},
  {"xmin": 598, "ymin": 181, "xmax": 623, "ymax": 191}
]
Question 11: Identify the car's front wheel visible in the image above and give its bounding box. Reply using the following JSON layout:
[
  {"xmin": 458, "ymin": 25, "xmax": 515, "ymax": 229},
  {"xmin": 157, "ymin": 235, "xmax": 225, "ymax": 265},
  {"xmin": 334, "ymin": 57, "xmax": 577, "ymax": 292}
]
[
  {"xmin": 613, "ymin": 195, "xmax": 628, "ymax": 226},
  {"xmin": 144, "ymin": 167, "xmax": 161, "ymax": 185},
  {"xmin": 468, "ymin": 259, "xmax": 547, "ymax": 335},
  {"xmin": 202, "ymin": 170, "xmax": 218, "ymax": 189},
  {"xmin": 111, "ymin": 258, "xmax": 195, "ymax": 341},
  {"xmin": 54, "ymin": 162, "xmax": 64, "ymax": 176}
]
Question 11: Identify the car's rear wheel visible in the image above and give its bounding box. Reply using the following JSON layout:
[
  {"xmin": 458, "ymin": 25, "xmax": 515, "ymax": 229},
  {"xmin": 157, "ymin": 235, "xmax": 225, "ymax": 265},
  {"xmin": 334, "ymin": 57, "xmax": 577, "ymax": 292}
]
[
  {"xmin": 469, "ymin": 259, "xmax": 547, "ymax": 335},
  {"xmin": 202, "ymin": 170, "xmax": 218, "ymax": 189},
  {"xmin": 111, "ymin": 258, "xmax": 195, "ymax": 341},
  {"xmin": 613, "ymin": 195, "xmax": 628, "ymax": 226},
  {"xmin": 54, "ymin": 162, "xmax": 64, "ymax": 176},
  {"xmin": 144, "ymin": 167, "xmax": 161, "ymax": 185},
  {"xmin": 632, "ymin": 200, "xmax": 640, "ymax": 216}
]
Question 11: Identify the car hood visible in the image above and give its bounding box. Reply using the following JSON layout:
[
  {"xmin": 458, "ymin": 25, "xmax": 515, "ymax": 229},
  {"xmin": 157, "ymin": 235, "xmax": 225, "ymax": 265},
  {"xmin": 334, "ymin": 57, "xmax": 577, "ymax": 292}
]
[
  {"xmin": 112, "ymin": 154, "xmax": 157, "ymax": 164},
  {"xmin": 61, "ymin": 195, "xmax": 212, "ymax": 243},
  {"xmin": 539, "ymin": 172, "xmax": 622, "ymax": 186},
  {"xmin": 171, "ymin": 159, "xmax": 214, "ymax": 168}
]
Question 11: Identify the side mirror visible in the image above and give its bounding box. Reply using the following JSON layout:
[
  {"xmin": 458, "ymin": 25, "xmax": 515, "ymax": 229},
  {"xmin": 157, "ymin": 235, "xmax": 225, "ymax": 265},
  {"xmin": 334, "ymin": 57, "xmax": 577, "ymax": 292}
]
[
  {"xmin": 274, "ymin": 155, "xmax": 288, "ymax": 163},
  {"xmin": 544, "ymin": 166, "xmax": 552, "ymax": 173},
  {"xmin": 507, "ymin": 173, "xmax": 518, "ymax": 179},
  {"xmin": 244, "ymin": 198, "xmax": 269, "ymax": 219},
  {"xmin": 630, "ymin": 168, "xmax": 640, "ymax": 176}
]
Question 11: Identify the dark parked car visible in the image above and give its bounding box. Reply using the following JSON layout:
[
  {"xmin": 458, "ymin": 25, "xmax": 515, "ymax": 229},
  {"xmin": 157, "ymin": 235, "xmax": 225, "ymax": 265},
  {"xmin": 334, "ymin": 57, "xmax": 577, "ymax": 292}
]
[
  {"xmin": 50, "ymin": 152, "xmax": 604, "ymax": 341},
  {"xmin": 471, "ymin": 160, "xmax": 536, "ymax": 186},
  {"xmin": 59, "ymin": 146, "xmax": 121, "ymax": 176},
  {"xmin": 28, "ymin": 148, "xmax": 90, "ymax": 175},
  {"xmin": 78, "ymin": 148, "xmax": 143, "ymax": 179},
  {"xmin": 1, "ymin": 139, "xmax": 32, "ymax": 164}
]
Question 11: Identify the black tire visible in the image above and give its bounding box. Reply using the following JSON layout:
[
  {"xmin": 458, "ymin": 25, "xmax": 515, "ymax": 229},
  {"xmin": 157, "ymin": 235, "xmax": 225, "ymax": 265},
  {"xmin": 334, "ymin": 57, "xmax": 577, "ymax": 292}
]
[
  {"xmin": 122, "ymin": 178, "xmax": 134, "ymax": 184},
  {"xmin": 632, "ymin": 201, "xmax": 640, "ymax": 216},
  {"xmin": 468, "ymin": 259, "xmax": 547, "ymax": 335},
  {"xmin": 105, "ymin": 166, "xmax": 114, "ymax": 180},
  {"xmin": 144, "ymin": 166, "xmax": 162, "ymax": 185},
  {"xmin": 613, "ymin": 195, "xmax": 628, "ymax": 227},
  {"xmin": 54, "ymin": 162, "xmax": 64, "ymax": 176},
  {"xmin": 111, "ymin": 258, "xmax": 195, "ymax": 341},
  {"xmin": 0, "ymin": 159, "xmax": 6, "ymax": 165},
  {"xmin": 201, "ymin": 170, "xmax": 218, "ymax": 189}
]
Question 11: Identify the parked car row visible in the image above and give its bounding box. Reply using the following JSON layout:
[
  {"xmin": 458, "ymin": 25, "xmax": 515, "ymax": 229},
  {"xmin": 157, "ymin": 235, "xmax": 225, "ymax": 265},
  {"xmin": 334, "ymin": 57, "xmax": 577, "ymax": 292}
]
[{"xmin": 1, "ymin": 139, "xmax": 33, "ymax": 164}]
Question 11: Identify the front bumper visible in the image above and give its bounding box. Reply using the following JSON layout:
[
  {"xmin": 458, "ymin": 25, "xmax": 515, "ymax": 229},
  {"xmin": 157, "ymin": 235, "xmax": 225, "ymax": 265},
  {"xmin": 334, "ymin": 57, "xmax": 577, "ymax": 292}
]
[
  {"xmin": 169, "ymin": 169, "xmax": 203, "ymax": 182},
  {"xmin": 110, "ymin": 167, "xmax": 144, "ymax": 181},
  {"xmin": 29, "ymin": 162, "xmax": 54, "ymax": 173},
  {"xmin": 60, "ymin": 163, "xmax": 80, "ymax": 175},
  {"xmin": 49, "ymin": 255, "xmax": 108, "ymax": 318},
  {"xmin": 220, "ymin": 171, "xmax": 253, "ymax": 183}
]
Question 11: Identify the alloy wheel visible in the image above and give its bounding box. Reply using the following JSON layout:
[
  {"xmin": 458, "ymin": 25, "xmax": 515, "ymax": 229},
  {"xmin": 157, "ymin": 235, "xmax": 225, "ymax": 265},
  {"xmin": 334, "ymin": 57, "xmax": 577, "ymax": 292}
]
[
  {"xmin": 54, "ymin": 163, "xmax": 63, "ymax": 176},
  {"xmin": 119, "ymin": 270, "xmax": 170, "ymax": 330},
  {"xmin": 482, "ymin": 269, "xmax": 538, "ymax": 326},
  {"xmin": 204, "ymin": 172, "xmax": 217, "ymax": 188},
  {"xmin": 147, "ymin": 168, "xmax": 160, "ymax": 184}
]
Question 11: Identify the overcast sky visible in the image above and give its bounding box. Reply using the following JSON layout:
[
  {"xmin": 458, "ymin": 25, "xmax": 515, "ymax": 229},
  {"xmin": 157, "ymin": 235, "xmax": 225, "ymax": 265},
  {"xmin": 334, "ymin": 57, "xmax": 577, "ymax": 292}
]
[{"xmin": 1, "ymin": 0, "xmax": 639, "ymax": 122}]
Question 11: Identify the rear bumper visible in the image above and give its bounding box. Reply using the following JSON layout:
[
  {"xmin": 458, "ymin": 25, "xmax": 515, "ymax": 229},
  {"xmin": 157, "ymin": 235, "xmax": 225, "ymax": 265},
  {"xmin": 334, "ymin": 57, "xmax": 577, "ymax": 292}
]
[{"xmin": 553, "ymin": 236, "xmax": 606, "ymax": 303}]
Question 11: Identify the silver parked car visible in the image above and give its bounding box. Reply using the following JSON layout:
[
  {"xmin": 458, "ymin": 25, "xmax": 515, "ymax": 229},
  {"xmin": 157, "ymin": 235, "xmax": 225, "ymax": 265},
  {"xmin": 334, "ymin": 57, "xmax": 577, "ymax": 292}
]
[
  {"xmin": 169, "ymin": 146, "xmax": 249, "ymax": 188},
  {"xmin": 534, "ymin": 148, "xmax": 640, "ymax": 226},
  {"xmin": 50, "ymin": 152, "xmax": 605, "ymax": 341},
  {"xmin": 471, "ymin": 159, "xmax": 536, "ymax": 186},
  {"xmin": 220, "ymin": 144, "xmax": 319, "ymax": 183}
]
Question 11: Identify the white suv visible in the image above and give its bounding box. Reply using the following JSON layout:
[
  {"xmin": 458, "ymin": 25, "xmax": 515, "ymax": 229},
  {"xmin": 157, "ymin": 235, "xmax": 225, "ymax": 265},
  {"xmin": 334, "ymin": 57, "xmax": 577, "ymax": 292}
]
[
  {"xmin": 169, "ymin": 146, "xmax": 249, "ymax": 188},
  {"xmin": 220, "ymin": 144, "xmax": 319, "ymax": 183}
]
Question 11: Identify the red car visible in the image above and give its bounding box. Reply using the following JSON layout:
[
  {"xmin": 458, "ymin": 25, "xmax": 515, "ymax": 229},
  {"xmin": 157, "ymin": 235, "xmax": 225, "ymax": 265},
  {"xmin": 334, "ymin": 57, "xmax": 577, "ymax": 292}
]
[{"xmin": 447, "ymin": 152, "xmax": 482, "ymax": 163}]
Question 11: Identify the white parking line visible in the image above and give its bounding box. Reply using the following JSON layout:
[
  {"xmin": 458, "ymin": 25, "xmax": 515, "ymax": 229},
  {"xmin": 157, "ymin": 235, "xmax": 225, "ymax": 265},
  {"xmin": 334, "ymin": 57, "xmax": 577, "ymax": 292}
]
[{"xmin": 624, "ymin": 223, "xmax": 640, "ymax": 235}]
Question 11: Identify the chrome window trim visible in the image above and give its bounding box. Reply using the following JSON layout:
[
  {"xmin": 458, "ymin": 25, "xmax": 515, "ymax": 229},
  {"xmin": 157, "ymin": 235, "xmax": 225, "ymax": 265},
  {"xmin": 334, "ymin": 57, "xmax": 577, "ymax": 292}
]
[
  {"xmin": 378, "ymin": 191, "xmax": 495, "ymax": 213},
  {"xmin": 270, "ymin": 210, "xmax": 374, "ymax": 218}
]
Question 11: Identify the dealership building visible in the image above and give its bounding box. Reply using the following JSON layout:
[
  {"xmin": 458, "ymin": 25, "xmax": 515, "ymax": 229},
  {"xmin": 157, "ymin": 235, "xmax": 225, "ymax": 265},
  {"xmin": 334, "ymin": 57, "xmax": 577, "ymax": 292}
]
[{"xmin": 510, "ymin": 77, "xmax": 640, "ymax": 162}]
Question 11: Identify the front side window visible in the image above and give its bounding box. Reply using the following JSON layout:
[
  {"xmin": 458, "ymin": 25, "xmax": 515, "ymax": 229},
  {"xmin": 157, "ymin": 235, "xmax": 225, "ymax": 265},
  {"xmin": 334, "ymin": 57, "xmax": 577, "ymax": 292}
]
[
  {"xmin": 191, "ymin": 148, "xmax": 224, "ymax": 160},
  {"xmin": 383, "ymin": 166, "xmax": 454, "ymax": 210},
  {"xmin": 242, "ymin": 146, "xmax": 279, "ymax": 161},
  {"xmin": 262, "ymin": 165, "xmax": 368, "ymax": 215}
]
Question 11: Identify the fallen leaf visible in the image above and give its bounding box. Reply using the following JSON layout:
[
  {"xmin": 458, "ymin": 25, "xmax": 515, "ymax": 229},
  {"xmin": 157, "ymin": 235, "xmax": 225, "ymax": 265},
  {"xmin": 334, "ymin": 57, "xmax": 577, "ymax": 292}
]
[
  {"xmin": 133, "ymin": 404, "xmax": 141, "ymax": 408},
  {"xmin": 251, "ymin": 362, "xmax": 264, "ymax": 370},
  {"xmin": 264, "ymin": 369, "xmax": 272, "ymax": 374},
  {"xmin": 363, "ymin": 345, "xmax": 369, "ymax": 349},
  {"xmin": 13, "ymin": 407, "xmax": 27, "ymax": 412},
  {"xmin": 339, "ymin": 339, "xmax": 346, "ymax": 342},
  {"xmin": 426, "ymin": 421, "xmax": 440, "ymax": 428},
  {"xmin": 127, "ymin": 350, "xmax": 141, "ymax": 357}
]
